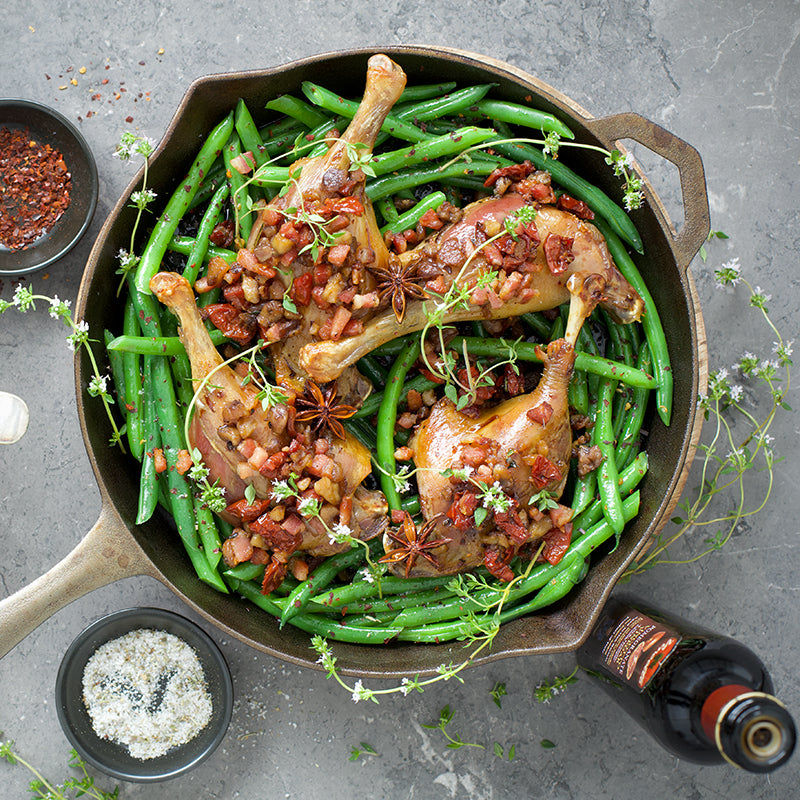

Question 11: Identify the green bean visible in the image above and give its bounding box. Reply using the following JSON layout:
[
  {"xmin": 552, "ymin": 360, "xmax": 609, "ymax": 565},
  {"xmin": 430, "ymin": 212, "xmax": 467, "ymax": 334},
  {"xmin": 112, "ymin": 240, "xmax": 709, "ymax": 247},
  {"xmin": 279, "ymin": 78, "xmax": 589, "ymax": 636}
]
[
  {"xmin": 522, "ymin": 555, "xmax": 589, "ymax": 613},
  {"xmin": 616, "ymin": 342, "xmax": 652, "ymax": 469},
  {"xmin": 365, "ymin": 160, "xmax": 498, "ymax": 201},
  {"xmin": 570, "ymin": 389, "xmax": 599, "ymax": 516},
  {"xmin": 595, "ymin": 377, "xmax": 625, "ymax": 537},
  {"xmin": 400, "ymin": 495, "xmax": 421, "ymax": 516},
  {"xmin": 381, "ymin": 191, "xmax": 446, "ymax": 235},
  {"xmin": 103, "ymin": 329, "xmax": 128, "ymax": 418},
  {"xmin": 376, "ymin": 339, "xmax": 419, "ymax": 511},
  {"xmin": 234, "ymin": 98, "xmax": 269, "ymax": 171},
  {"xmin": 488, "ymin": 121, "xmax": 643, "ymax": 254},
  {"xmin": 134, "ymin": 111, "xmax": 234, "ymax": 294},
  {"xmin": 356, "ymin": 354, "xmax": 388, "ymax": 385},
  {"xmin": 258, "ymin": 121, "xmax": 309, "ymax": 159},
  {"xmin": 368, "ymin": 334, "xmax": 415, "ymax": 357},
  {"xmin": 312, "ymin": 574, "xmax": 454, "ymax": 609},
  {"xmin": 280, "ymin": 537, "xmax": 383, "ymax": 625},
  {"xmin": 231, "ymin": 579, "xmax": 403, "ymax": 643},
  {"xmin": 592, "ymin": 217, "xmax": 672, "ymax": 425},
  {"xmin": 122, "ymin": 296, "xmax": 144, "ymax": 461},
  {"xmin": 194, "ymin": 497, "xmax": 224, "ymax": 571},
  {"xmin": 136, "ymin": 357, "xmax": 160, "ymax": 524},
  {"xmin": 187, "ymin": 164, "xmax": 227, "ymax": 211},
  {"xmin": 265, "ymin": 94, "xmax": 332, "ymax": 131},
  {"xmin": 396, "ymin": 81, "xmax": 457, "ymax": 104},
  {"xmin": 223, "ymin": 562, "xmax": 265, "ymax": 582},
  {"xmin": 447, "ymin": 336, "xmax": 657, "ymax": 389},
  {"xmin": 395, "ymin": 492, "xmax": 640, "ymax": 642},
  {"xmin": 250, "ymin": 165, "xmax": 294, "ymax": 187},
  {"xmin": 343, "ymin": 417, "xmax": 378, "ymax": 450},
  {"xmin": 571, "ymin": 451, "xmax": 648, "ymax": 532},
  {"xmin": 353, "ymin": 373, "xmax": 439, "ymax": 420},
  {"xmin": 394, "ymin": 83, "xmax": 495, "ymax": 123},
  {"xmin": 469, "ymin": 98, "xmax": 575, "ymax": 140},
  {"xmin": 184, "ymin": 182, "xmax": 229, "ymax": 287},
  {"xmin": 222, "ymin": 132, "xmax": 253, "ymax": 244},
  {"xmin": 107, "ymin": 327, "xmax": 228, "ymax": 356},
  {"xmin": 372, "ymin": 127, "xmax": 497, "ymax": 176},
  {"xmin": 300, "ymin": 115, "xmax": 350, "ymax": 158},
  {"xmin": 374, "ymin": 196, "xmax": 399, "ymax": 228},
  {"xmin": 520, "ymin": 311, "xmax": 552, "ymax": 339},
  {"xmin": 301, "ymin": 81, "xmax": 428, "ymax": 143},
  {"xmin": 167, "ymin": 234, "xmax": 237, "ymax": 264}
]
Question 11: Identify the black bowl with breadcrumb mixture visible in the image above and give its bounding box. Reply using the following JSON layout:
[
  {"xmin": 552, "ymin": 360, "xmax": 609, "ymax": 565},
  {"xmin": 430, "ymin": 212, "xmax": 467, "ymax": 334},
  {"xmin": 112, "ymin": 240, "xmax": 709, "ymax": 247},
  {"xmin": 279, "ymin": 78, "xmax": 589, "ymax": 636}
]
[
  {"xmin": 0, "ymin": 99, "xmax": 97, "ymax": 275},
  {"xmin": 55, "ymin": 607, "xmax": 233, "ymax": 782}
]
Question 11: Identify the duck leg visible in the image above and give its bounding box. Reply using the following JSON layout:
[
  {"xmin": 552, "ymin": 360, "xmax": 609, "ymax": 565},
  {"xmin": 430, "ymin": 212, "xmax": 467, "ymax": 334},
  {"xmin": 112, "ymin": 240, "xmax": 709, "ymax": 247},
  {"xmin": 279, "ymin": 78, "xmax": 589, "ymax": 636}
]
[{"xmin": 387, "ymin": 270, "xmax": 608, "ymax": 578}]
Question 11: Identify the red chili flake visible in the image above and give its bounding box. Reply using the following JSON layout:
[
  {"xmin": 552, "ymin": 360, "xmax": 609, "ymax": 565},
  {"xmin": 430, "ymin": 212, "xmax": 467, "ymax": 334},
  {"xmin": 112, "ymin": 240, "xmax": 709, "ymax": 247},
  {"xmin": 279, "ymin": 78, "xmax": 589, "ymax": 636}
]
[
  {"xmin": 125, "ymin": 116, "xmax": 134, "ymax": 123},
  {"xmin": 0, "ymin": 126, "xmax": 72, "ymax": 250}
]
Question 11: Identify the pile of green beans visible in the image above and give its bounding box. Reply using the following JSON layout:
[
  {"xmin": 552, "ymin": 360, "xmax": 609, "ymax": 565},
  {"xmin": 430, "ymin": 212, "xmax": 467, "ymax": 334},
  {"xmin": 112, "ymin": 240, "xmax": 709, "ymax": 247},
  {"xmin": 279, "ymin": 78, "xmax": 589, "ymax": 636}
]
[{"xmin": 105, "ymin": 72, "xmax": 670, "ymax": 644}]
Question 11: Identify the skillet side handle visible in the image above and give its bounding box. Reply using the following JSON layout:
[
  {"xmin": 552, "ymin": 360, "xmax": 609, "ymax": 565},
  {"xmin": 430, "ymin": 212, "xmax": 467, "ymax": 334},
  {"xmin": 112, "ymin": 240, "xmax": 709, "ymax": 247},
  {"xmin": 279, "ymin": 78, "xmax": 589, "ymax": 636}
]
[
  {"xmin": 0, "ymin": 503, "xmax": 151, "ymax": 659},
  {"xmin": 587, "ymin": 112, "xmax": 710, "ymax": 272}
]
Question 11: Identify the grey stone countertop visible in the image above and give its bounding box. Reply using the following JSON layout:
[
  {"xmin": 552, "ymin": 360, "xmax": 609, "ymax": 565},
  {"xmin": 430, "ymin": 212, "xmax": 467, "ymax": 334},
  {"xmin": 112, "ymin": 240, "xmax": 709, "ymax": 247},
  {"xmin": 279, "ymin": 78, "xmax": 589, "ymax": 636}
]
[{"xmin": 1, "ymin": 2, "xmax": 798, "ymax": 798}]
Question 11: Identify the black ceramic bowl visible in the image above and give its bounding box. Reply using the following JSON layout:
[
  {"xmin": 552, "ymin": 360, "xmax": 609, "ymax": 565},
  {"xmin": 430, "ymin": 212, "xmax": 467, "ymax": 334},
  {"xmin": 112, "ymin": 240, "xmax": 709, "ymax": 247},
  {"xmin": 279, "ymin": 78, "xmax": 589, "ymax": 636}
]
[
  {"xmin": 55, "ymin": 607, "xmax": 233, "ymax": 782},
  {"xmin": 0, "ymin": 99, "xmax": 98, "ymax": 276}
]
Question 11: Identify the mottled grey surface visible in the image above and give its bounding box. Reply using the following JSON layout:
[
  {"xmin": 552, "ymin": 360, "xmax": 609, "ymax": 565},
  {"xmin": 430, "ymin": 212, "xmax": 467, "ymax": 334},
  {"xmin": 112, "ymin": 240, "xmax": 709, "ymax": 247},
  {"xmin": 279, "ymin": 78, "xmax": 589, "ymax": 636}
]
[{"xmin": 1, "ymin": 1, "xmax": 798, "ymax": 798}]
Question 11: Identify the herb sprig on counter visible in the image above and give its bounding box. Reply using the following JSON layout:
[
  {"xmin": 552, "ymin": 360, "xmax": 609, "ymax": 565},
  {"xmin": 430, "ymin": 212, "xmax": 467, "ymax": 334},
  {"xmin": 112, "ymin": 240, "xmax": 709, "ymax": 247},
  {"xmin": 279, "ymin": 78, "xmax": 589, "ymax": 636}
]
[
  {"xmin": 626, "ymin": 247, "xmax": 792, "ymax": 576},
  {"xmin": 0, "ymin": 738, "xmax": 119, "ymax": 800},
  {"xmin": 0, "ymin": 288, "xmax": 125, "ymax": 451}
]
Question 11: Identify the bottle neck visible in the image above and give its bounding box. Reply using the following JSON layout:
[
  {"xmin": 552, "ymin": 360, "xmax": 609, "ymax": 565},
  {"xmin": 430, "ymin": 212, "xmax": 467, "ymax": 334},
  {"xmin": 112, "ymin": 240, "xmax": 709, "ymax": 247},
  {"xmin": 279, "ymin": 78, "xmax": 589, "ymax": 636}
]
[{"xmin": 700, "ymin": 685, "xmax": 796, "ymax": 772}]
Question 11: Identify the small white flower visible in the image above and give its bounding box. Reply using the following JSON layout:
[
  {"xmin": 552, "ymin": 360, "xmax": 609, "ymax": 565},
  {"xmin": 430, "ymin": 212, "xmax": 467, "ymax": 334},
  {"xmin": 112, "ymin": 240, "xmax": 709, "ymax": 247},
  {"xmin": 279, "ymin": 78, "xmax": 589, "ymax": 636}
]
[
  {"xmin": 270, "ymin": 480, "xmax": 293, "ymax": 502},
  {"xmin": 297, "ymin": 496, "xmax": 320, "ymax": 517},
  {"xmin": 328, "ymin": 521, "xmax": 352, "ymax": 545},
  {"xmin": 400, "ymin": 677, "xmax": 411, "ymax": 696},
  {"xmin": 754, "ymin": 286, "xmax": 772, "ymax": 302},
  {"xmin": 351, "ymin": 679, "xmax": 365, "ymax": 703},
  {"xmin": 729, "ymin": 384, "xmax": 743, "ymax": 401}
]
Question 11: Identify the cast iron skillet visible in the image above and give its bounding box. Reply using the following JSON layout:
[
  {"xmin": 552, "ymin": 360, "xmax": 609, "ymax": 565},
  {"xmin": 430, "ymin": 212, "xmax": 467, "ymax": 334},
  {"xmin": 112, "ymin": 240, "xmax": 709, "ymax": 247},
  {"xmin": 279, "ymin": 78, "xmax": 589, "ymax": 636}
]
[{"xmin": 0, "ymin": 46, "xmax": 709, "ymax": 676}]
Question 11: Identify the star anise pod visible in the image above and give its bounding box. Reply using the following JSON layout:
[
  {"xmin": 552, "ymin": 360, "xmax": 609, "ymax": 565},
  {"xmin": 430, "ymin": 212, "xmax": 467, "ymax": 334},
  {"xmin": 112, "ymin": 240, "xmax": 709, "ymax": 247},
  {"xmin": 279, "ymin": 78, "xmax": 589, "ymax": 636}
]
[
  {"xmin": 379, "ymin": 512, "xmax": 449, "ymax": 578},
  {"xmin": 369, "ymin": 259, "xmax": 428, "ymax": 322},
  {"xmin": 295, "ymin": 380, "xmax": 356, "ymax": 440}
]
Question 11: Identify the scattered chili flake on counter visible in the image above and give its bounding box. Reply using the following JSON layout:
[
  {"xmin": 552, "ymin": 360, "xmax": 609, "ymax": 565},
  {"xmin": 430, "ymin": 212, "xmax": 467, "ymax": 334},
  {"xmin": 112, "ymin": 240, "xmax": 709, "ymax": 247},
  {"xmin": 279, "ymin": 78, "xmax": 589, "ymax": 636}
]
[{"xmin": 0, "ymin": 125, "xmax": 72, "ymax": 250}]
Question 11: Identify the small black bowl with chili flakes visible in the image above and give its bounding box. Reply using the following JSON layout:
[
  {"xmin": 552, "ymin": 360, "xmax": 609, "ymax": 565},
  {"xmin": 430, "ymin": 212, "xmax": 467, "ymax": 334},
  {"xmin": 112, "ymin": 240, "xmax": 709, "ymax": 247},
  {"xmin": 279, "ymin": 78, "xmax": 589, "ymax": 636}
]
[{"xmin": 0, "ymin": 99, "xmax": 98, "ymax": 275}]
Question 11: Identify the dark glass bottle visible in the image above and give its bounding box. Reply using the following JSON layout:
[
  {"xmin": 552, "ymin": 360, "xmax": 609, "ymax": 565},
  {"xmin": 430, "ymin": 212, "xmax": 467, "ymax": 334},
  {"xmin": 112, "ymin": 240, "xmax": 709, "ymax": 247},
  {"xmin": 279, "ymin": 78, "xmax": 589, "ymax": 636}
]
[{"xmin": 576, "ymin": 593, "xmax": 795, "ymax": 772}]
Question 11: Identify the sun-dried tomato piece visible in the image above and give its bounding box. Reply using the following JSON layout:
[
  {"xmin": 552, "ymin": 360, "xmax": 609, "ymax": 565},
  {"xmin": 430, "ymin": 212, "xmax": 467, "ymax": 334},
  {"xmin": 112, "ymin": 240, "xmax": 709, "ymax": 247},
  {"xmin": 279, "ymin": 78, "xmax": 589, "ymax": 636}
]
[
  {"xmin": 225, "ymin": 497, "xmax": 272, "ymax": 523},
  {"xmin": 527, "ymin": 401, "xmax": 554, "ymax": 425},
  {"xmin": 529, "ymin": 454, "xmax": 563, "ymax": 490},
  {"xmin": 201, "ymin": 303, "xmax": 258, "ymax": 345},
  {"xmin": 557, "ymin": 194, "xmax": 595, "ymax": 220},
  {"xmin": 291, "ymin": 272, "xmax": 314, "ymax": 306},
  {"xmin": 483, "ymin": 160, "xmax": 534, "ymax": 188},
  {"xmin": 250, "ymin": 512, "xmax": 302, "ymax": 553},
  {"xmin": 447, "ymin": 489, "xmax": 480, "ymax": 530},
  {"xmin": 543, "ymin": 232, "xmax": 575, "ymax": 274},
  {"xmin": 484, "ymin": 546, "xmax": 515, "ymax": 582},
  {"xmin": 261, "ymin": 557, "xmax": 288, "ymax": 594},
  {"xmin": 541, "ymin": 524, "xmax": 573, "ymax": 565}
]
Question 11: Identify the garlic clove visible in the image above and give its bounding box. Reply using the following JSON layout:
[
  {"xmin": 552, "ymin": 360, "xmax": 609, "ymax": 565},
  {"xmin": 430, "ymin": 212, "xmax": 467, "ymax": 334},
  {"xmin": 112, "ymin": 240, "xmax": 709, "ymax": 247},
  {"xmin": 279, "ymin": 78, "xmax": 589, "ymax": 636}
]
[{"xmin": 0, "ymin": 391, "xmax": 29, "ymax": 444}]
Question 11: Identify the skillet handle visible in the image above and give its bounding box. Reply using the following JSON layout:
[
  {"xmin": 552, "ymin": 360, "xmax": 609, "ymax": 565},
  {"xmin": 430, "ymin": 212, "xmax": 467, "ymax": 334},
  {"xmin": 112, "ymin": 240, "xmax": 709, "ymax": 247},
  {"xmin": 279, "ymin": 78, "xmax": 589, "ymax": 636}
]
[
  {"xmin": 586, "ymin": 112, "xmax": 710, "ymax": 272},
  {"xmin": 0, "ymin": 503, "xmax": 153, "ymax": 659}
]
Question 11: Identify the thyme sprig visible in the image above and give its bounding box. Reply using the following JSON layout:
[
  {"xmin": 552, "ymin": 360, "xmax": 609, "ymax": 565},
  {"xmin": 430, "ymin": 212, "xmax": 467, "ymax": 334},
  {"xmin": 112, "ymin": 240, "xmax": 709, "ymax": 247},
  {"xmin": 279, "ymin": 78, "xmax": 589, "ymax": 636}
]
[
  {"xmin": 626, "ymin": 252, "xmax": 791, "ymax": 575},
  {"xmin": 113, "ymin": 132, "xmax": 156, "ymax": 294},
  {"xmin": 0, "ymin": 289, "xmax": 125, "ymax": 451},
  {"xmin": 0, "ymin": 738, "xmax": 119, "ymax": 800}
]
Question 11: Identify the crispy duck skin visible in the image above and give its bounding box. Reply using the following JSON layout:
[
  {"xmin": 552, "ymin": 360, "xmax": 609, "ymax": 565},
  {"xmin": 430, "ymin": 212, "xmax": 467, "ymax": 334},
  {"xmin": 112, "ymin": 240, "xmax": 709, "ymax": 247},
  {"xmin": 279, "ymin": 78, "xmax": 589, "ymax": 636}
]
[
  {"xmin": 385, "ymin": 272, "xmax": 616, "ymax": 578},
  {"xmin": 149, "ymin": 271, "xmax": 386, "ymax": 553},
  {"xmin": 300, "ymin": 194, "xmax": 645, "ymax": 383},
  {"xmin": 248, "ymin": 54, "xmax": 406, "ymax": 386}
]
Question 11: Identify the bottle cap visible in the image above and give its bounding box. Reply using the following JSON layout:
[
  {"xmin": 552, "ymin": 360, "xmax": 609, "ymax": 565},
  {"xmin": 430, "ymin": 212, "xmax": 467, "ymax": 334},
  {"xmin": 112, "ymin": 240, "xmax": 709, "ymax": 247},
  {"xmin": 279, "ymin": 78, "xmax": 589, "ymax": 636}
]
[{"xmin": 714, "ymin": 692, "xmax": 796, "ymax": 773}]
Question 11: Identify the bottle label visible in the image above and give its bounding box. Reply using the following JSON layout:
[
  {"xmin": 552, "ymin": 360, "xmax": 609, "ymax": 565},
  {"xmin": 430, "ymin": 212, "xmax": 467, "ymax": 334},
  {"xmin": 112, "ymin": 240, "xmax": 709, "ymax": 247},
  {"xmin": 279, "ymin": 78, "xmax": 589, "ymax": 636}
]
[{"xmin": 601, "ymin": 609, "xmax": 679, "ymax": 691}]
